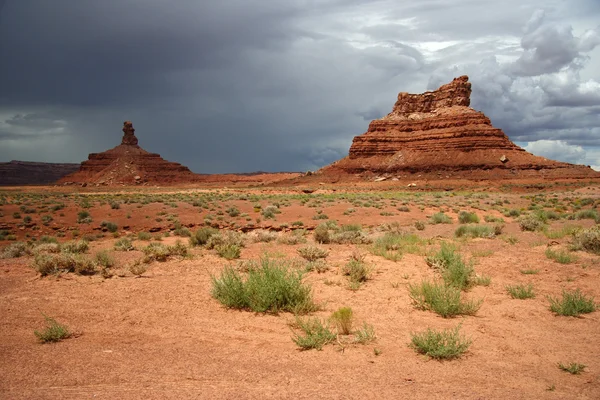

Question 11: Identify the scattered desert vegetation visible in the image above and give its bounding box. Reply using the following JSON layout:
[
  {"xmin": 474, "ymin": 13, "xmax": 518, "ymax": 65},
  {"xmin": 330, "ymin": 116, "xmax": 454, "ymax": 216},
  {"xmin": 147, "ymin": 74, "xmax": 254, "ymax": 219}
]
[
  {"xmin": 410, "ymin": 325, "xmax": 471, "ymax": 360},
  {"xmin": 34, "ymin": 315, "xmax": 71, "ymax": 343},
  {"xmin": 1, "ymin": 185, "xmax": 600, "ymax": 398}
]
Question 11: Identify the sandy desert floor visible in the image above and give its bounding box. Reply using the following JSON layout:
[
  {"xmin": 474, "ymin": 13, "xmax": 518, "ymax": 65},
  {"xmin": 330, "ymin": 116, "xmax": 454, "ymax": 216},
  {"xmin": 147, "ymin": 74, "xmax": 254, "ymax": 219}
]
[{"xmin": 1, "ymin": 182, "xmax": 599, "ymax": 399}]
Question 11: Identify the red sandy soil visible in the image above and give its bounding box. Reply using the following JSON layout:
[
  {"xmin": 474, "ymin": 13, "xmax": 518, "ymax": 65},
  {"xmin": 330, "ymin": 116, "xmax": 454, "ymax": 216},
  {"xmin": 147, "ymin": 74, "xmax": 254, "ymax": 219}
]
[{"xmin": 1, "ymin": 183, "xmax": 600, "ymax": 399}]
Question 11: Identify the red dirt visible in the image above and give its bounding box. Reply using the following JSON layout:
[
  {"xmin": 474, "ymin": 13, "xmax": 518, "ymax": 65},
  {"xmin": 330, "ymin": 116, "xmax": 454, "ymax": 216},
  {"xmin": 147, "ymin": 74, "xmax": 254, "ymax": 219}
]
[{"xmin": 1, "ymin": 184, "xmax": 600, "ymax": 399}]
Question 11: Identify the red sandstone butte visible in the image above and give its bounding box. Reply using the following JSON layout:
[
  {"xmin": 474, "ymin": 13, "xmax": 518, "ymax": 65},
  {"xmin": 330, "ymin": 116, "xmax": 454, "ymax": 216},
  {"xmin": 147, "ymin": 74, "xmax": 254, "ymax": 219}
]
[
  {"xmin": 59, "ymin": 121, "xmax": 198, "ymax": 185},
  {"xmin": 322, "ymin": 76, "xmax": 599, "ymax": 179}
]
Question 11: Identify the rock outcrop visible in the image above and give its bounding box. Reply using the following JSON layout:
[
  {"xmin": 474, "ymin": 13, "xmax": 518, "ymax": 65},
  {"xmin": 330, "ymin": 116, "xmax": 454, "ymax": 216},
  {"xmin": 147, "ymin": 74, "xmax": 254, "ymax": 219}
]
[
  {"xmin": 322, "ymin": 76, "xmax": 599, "ymax": 179},
  {"xmin": 59, "ymin": 121, "xmax": 198, "ymax": 185},
  {"xmin": 0, "ymin": 161, "xmax": 80, "ymax": 186},
  {"xmin": 121, "ymin": 121, "xmax": 139, "ymax": 146}
]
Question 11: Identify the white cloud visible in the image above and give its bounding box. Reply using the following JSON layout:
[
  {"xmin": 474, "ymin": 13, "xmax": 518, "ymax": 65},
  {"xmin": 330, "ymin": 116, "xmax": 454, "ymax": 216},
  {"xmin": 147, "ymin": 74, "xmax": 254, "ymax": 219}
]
[
  {"xmin": 523, "ymin": 140, "xmax": 586, "ymax": 163},
  {"xmin": 522, "ymin": 139, "xmax": 600, "ymax": 168}
]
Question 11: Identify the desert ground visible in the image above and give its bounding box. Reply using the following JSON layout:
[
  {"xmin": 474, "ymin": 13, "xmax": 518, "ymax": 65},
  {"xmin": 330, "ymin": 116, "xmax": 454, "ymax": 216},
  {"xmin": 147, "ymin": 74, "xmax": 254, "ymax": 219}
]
[{"xmin": 1, "ymin": 180, "xmax": 599, "ymax": 399}]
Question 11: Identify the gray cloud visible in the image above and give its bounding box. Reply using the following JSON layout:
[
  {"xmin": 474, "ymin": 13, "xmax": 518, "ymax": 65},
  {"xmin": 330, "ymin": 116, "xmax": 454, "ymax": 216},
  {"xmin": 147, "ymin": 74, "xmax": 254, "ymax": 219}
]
[
  {"xmin": 429, "ymin": 9, "xmax": 600, "ymax": 161},
  {"xmin": 0, "ymin": 0, "xmax": 599, "ymax": 172}
]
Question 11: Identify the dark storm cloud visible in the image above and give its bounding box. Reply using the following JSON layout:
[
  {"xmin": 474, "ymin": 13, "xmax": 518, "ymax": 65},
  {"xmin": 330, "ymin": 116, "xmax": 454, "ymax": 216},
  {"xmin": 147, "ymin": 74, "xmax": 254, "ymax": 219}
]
[
  {"xmin": 0, "ymin": 0, "xmax": 599, "ymax": 171},
  {"xmin": 0, "ymin": 1, "xmax": 303, "ymax": 107}
]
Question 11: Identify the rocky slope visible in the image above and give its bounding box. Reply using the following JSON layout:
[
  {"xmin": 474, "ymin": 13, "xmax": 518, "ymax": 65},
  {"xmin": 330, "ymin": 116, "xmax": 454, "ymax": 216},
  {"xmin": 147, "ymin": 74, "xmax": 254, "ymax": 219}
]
[
  {"xmin": 0, "ymin": 160, "xmax": 80, "ymax": 186},
  {"xmin": 322, "ymin": 76, "xmax": 599, "ymax": 180},
  {"xmin": 59, "ymin": 121, "xmax": 199, "ymax": 185}
]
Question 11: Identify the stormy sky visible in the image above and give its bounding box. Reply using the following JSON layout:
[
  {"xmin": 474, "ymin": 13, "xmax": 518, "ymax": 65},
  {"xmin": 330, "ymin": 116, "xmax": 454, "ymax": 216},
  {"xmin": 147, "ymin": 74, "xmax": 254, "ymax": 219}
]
[{"xmin": 1, "ymin": 0, "xmax": 599, "ymax": 173}]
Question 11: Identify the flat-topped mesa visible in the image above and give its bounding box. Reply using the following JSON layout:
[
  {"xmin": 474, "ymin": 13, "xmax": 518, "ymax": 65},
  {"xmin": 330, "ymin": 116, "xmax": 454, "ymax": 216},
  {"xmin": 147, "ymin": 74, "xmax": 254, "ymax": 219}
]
[
  {"xmin": 348, "ymin": 76, "xmax": 520, "ymax": 159},
  {"xmin": 322, "ymin": 76, "xmax": 599, "ymax": 179},
  {"xmin": 59, "ymin": 121, "xmax": 199, "ymax": 185},
  {"xmin": 121, "ymin": 121, "xmax": 139, "ymax": 146}
]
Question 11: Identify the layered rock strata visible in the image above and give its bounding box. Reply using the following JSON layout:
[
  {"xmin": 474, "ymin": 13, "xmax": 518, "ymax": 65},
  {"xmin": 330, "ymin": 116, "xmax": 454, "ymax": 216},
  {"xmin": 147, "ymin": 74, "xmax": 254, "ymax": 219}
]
[
  {"xmin": 323, "ymin": 76, "xmax": 598, "ymax": 179},
  {"xmin": 59, "ymin": 121, "xmax": 198, "ymax": 185}
]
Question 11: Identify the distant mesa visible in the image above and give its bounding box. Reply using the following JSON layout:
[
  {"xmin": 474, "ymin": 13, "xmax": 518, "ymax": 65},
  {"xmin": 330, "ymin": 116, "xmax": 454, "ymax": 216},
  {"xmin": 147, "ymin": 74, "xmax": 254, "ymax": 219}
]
[
  {"xmin": 59, "ymin": 121, "xmax": 198, "ymax": 185},
  {"xmin": 321, "ymin": 76, "xmax": 599, "ymax": 180},
  {"xmin": 0, "ymin": 160, "xmax": 80, "ymax": 186}
]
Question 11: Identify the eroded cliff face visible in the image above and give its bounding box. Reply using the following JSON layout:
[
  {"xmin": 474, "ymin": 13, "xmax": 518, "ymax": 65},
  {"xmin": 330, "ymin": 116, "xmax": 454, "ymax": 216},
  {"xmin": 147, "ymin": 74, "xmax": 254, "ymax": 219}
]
[
  {"xmin": 59, "ymin": 122, "xmax": 198, "ymax": 185},
  {"xmin": 324, "ymin": 76, "xmax": 598, "ymax": 179}
]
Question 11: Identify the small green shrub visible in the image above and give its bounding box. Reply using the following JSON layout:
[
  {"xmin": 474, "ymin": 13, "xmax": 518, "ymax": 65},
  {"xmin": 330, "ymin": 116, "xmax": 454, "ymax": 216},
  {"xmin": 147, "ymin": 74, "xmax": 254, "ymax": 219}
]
[
  {"xmin": 277, "ymin": 232, "xmax": 307, "ymax": 245},
  {"xmin": 189, "ymin": 227, "xmax": 218, "ymax": 247},
  {"xmin": 504, "ymin": 208, "xmax": 521, "ymax": 218},
  {"xmin": 297, "ymin": 245, "xmax": 329, "ymax": 262},
  {"xmin": 506, "ymin": 284, "xmax": 535, "ymax": 299},
  {"xmin": 211, "ymin": 257, "xmax": 316, "ymax": 314},
  {"xmin": 313, "ymin": 225, "xmax": 330, "ymax": 244},
  {"xmin": 408, "ymin": 280, "xmax": 481, "ymax": 318},
  {"xmin": 32, "ymin": 253, "xmax": 96, "ymax": 276},
  {"xmin": 558, "ymin": 362, "xmax": 587, "ymax": 375},
  {"xmin": 250, "ymin": 230, "xmax": 278, "ymax": 243},
  {"xmin": 226, "ymin": 207, "xmax": 240, "ymax": 217},
  {"xmin": 454, "ymin": 225, "xmax": 495, "ymax": 239},
  {"xmin": 34, "ymin": 315, "xmax": 71, "ymax": 343},
  {"xmin": 305, "ymin": 259, "xmax": 329, "ymax": 273},
  {"xmin": 458, "ymin": 211, "xmax": 479, "ymax": 224},
  {"xmin": 572, "ymin": 209, "xmax": 598, "ymax": 220},
  {"xmin": 371, "ymin": 232, "xmax": 424, "ymax": 261},
  {"xmin": 60, "ymin": 240, "xmax": 89, "ymax": 254},
  {"xmin": 206, "ymin": 231, "xmax": 245, "ymax": 249},
  {"xmin": 216, "ymin": 243, "xmax": 241, "ymax": 259},
  {"xmin": 430, "ymin": 212, "xmax": 452, "ymax": 224},
  {"xmin": 342, "ymin": 258, "xmax": 369, "ymax": 284},
  {"xmin": 261, "ymin": 205, "xmax": 280, "ymax": 219},
  {"xmin": 33, "ymin": 243, "xmax": 61, "ymax": 255},
  {"xmin": 484, "ymin": 215, "xmax": 504, "ymax": 223},
  {"xmin": 543, "ymin": 225, "xmax": 580, "ymax": 239},
  {"xmin": 518, "ymin": 215, "xmax": 545, "ymax": 232},
  {"xmin": 504, "ymin": 235, "xmax": 519, "ymax": 245},
  {"xmin": 292, "ymin": 317, "xmax": 336, "ymax": 350},
  {"xmin": 414, "ymin": 221, "xmax": 426, "ymax": 231},
  {"xmin": 77, "ymin": 210, "xmax": 92, "ymax": 224},
  {"xmin": 548, "ymin": 289, "xmax": 596, "ymax": 316},
  {"xmin": 330, "ymin": 307, "xmax": 353, "ymax": 335},
  {"xmin": 129, "ymin": 261, "xmax": 148, "ymax": 277},
  {"xmin": 38, "ymin": 235, "xmax": 58, "ymax": 244},
  {"xmin": 354, "ymin": 322, "xmax": 376, "ymax": 344},
  {"xmin": 329, "ymin": 230, "xmax": 372, "ymax": 245},
  {"xmin": 95, "ymin": 250, "xmax": 115, "ymax": 268},
  {"xmin": 137, "ymin": 232, "xmax": 152, "ymax": 241},
  {"xmin": 100, "ymin": 220, "xmax": 118, "ymax": 233},
  {"xmin": 50, "ymin": 203, "xmax": 65, "ymax": 212},
  {"xmin": 114, "ymin": 238, "xmax": 135, "ymax": 251},
  {"xmin": 173, "ymin": 224, "xmax": 191, "ymax": 237},
  {"xmin": 410, "ymin": 325, "xmax": 471, "ymax": 360},
  {"xmin": 570, "ymin": 226, "xmax": 600, "ymax": 254},
  {"xmin": 426, "ymin": 244, "xmax": 476, "ymax": 290},
  {"xmin": 545, "ymin": 248, "xmax": 576, "ymax": 264},
  {"xmin": 520, "ymin": 268, "xmax": 539, "ymax": 275},
  {"xmin": 142, "ymin": 241, "xmax": 189, "ymax": 263},
  {"xmin": 312, "ymin": 212, "xmax": 329, "ymax": 220},
  {"xmin": 0, "ymin": 242, "xmax": 31, "ymax": 259}
]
